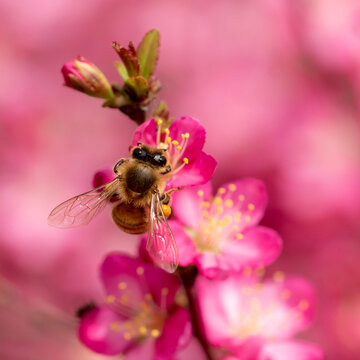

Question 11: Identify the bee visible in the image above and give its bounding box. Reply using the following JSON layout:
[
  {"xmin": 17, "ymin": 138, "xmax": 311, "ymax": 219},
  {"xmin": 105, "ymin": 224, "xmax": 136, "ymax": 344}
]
[{"xmin": 48, "ymin": 143, "xmax": 179, "ymax": 273}]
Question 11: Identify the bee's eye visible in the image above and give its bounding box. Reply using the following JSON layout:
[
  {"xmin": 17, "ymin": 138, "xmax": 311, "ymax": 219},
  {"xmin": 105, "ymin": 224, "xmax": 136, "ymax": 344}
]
[
  {"xmin": 133, "ymin": 147, "xmax": 147, "ymax": 160},
  {"xmin": 151, "ymin": 154, "xmax": 167, "ymax": 167}
]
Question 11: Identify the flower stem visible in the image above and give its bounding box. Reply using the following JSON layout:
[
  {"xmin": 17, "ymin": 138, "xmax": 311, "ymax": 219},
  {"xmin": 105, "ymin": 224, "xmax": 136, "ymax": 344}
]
[{"xmin": 178, "ymin": 266, "xmax": 214, "ymax": 360}]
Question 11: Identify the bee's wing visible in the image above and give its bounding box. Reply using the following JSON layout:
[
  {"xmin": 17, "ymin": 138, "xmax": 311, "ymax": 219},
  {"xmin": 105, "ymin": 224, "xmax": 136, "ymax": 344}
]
[
  {"xmin": 146, "ymin": 190, "xmax": 179, "ymax": 273},
  {"xmin": 48, "ymin": 178, "xmax": 120, "ymax": 228}
]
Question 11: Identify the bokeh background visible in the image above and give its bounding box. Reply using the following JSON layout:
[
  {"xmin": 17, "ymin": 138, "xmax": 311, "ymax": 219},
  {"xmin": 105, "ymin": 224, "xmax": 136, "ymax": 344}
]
[{"xmin": 1, "ymin": 0, "xmax": 360, "ymax": 359}]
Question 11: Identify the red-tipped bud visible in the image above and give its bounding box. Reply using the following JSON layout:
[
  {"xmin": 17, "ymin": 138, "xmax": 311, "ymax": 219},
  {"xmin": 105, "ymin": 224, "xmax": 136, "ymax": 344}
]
[{"xmin": 61, "ymin": 57, "xmax": 114, "ymax": 99}]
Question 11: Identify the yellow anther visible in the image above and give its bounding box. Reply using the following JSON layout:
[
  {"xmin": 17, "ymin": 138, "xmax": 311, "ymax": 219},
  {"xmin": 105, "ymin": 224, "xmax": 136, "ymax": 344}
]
[
  {"xmin": 201, "ymin": 201, "xmax": 210, "ymax": 208},
  {"xmin": 245, "ymin": 215, "xmax": 251, "ymax": 223},
  {"xmin": 225, "ymin": 199, "xmax": 234, "ymax": 207},
  {"xmin": 121, "ymin": 295, "xmax": 129, "ymax": 304},
  {"xmin": 248, "ymin": 203, "xmax": 255, "ymax": 211},
  {"xmin": 177, "ymin": 145, "xmax": 182, "ymax": 150},
  {"xmin": 203, "ymin": 210, "xmax": 209, "ymax": 218},
  {"xmin": 236, "ymin": 233, "xmax": 244, "ymax": 240},
  {"xmin": 229, "ymin": 184, "xmax": 237, "ymax": 191},
  {"xmin": 172, "ymin": 140, "xmax": 179, "ymax": 146},
  {"xmin": 273, "ymin": 271, "xmax": 285, "ymax": 283},
  {"xmin": 281, "ymin": 289, "xmax": 291, "ymax": 300},
  {"xmin": 136, "ymin": 267, "xmax": 144, "ymax": 276},
  {"xmin": 214, "ymin": 196, "xmax": 222, "ymax": 205},
  {"xmin": 110, "ymin": 322, "xmax": 120, "ymax": 332},
  {"xmin": 224, "ymin": 215, "xmax": 232, "ymax": 223},
  {"xmin": 161, "ymin": 287, "xmax": 169, "ymax": 295},
  {"xmin": 144, "ymin": 293, "xmax": 152, "ymax": 301},
  {"xmin": 118, "ymin": 282, "xmax": 127, "ymax": 290},
  {"xmin": 156, "ymin": 119, "xmax": 163, "ymax": 126},
  {"xmin": 164, "ymin": 128, "xmax": 170, "ymax": 134},
  {"xmin": 166, "ymin": 137, "xmax": 172, "ymax": 144},
  {"xmin": 298, "ymin": 300, "xmax": 309, "ymax": 311},
  {"xmin": 197, "ymin": 190, "xmax": 204, "ymax": 197},
  {"xmin": 123, "ymin": 332, "xmax": 132, "ymax": 340},
  {"xmin": 216, "ymin": 206, "xmax": 223, "ymax": 214},
  {"xmin": 239, "ymin": 194, "xmax": 245, "ymax": 201},
  {"xmin": 162, "ymin": 204, "xmax": 171, "ymax": 217},
  {"xmin": 180, "ymin": 132, "xmax": 190, "ymax": 138},
  {"xmin": 105, "ymin": 295, "xmax": 115, "ymax": 304},
  {"xmin": 183, "ymin": 157, "xmax": 189, "ymax": 164},
  {"xmin": 151, "ymin": 329, "xmax": 160, "ymax": 338},
  {"xmin": 255, "ymin": 267, "xmax": 265, "ymax": 277},
  {"xmin": 218, "ymin": 187, "xmax": 226, "ymax": 194},
  {"xmin": 233, "ymin": 225, "xmax": 239, "ymax": 231},
  {"xmin": 124, "ymin": 321, "xmax": 133, "ymax": 329},
  {"xmin": 139, "ymin": 326, "xmax": 147, "ymax": 335},
  {"xmin": 235, "ymin": 211, "xmax": 242, "ymax": 221}
]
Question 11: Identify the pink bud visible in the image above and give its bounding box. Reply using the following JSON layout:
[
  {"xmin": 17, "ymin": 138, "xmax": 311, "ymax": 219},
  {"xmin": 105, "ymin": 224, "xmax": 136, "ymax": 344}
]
[{"xmin": 61, "ymin": 57, "xmax": 113, "ymax": 99}]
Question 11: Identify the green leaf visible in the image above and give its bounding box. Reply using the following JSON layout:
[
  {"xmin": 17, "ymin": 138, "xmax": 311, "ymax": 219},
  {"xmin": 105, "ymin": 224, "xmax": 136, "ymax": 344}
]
[
  {"xmin": 114, "ymin": 61, "xmax": 129, "ymax": 82},
  {"xmin": 137, "ymin": 29, "xmax": 160, "ymax": 78}
]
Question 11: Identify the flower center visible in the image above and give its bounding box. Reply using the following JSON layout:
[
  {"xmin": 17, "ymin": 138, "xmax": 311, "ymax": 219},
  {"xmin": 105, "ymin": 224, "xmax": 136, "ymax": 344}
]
[
  {"xmin": 156, "ymin": 119, "xmax": 189, "ymax": 174},
  {"xmin": 105, "ymin": 267, "xmax": 170, "ymax": 341}
]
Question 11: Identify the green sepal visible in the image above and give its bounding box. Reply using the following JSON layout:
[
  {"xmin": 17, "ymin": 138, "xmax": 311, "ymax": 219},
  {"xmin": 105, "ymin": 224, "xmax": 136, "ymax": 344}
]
[{"xmin": 137, "ymin": 29, "xmax": 160, "ymax": 78}]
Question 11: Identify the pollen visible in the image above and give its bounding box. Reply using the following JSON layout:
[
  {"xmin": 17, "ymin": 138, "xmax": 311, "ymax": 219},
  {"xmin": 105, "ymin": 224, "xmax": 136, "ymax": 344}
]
[
  {"xmin": 166, "ymin": 136, "xmax": 172, "ymax": 144},
  {"xmin": 273, "ymin": 271, "xmax": 285, "ymax": 283},
  {"xmin": 164, "ymin": 128, "xmax": 170, "ymax": 135},
  {"xmin": 181, "ymin": 133, "xmax": 190, "ymax": 139},
  {"xmin": 183, "ymin": 157, "xmax": 189, "ymax": 164},
  {"xmin": 177, "ymin": 145, "xmax": 182, "ymax": 150},
  {"xmin": 248, "ymin": 203, "xmax": 255, "ymax": 211},
  {"xmin": 203, "ymin": 210, "xmax": 209, "ymax": 218},
  {"xmin": 233, "ymin": 225, "xmax": 239, "ymax": 231},
  {"xmin": 239, "ymin": 194, "xmax": 245, "ymax": 201},
  {"xmin": 225, "ymin": 199, "xmax": 234, "ymax": 207},
  {"xmin": 214, "ymin": 197, "xmax": 222, "ymax": 205},
  {"xmin": 229, "ymin": 184, "xmax": 237, "ymax": 191},
  {"xmin": 151, "ymin": 329, "xmax": 160, "ymax": 338},
  {"xmin": 235, "ymin": 211, "xmax": 242, "ymax": 221},
  {"xmin": 201, "ymin": 201, "xmax": 210, "ymax": 208},
  {"xmin": 139, "ymin": 326, "xmax": 147, "ymax": 335},
  {"xmin": 162, "ymin": 204, "xmax": 171, "ymax": 217},
  {"xmin": 144, "ymin": 293, "xmax": 152, "ymax": 301},
  {"xmin": 236, "ymin": 233, "xmax": 244, "ymax": 240},
  {"xmin": 156, "ymin": 119, "xmax": 163, "ymax": 126},
  {"xmin": 197, "ymin": 190, "xmax": 204, "ymax": 197},
  {"xmin": 105, "ymin": 295, "xmax": 116, "ymax": 304},
  {"xmin": 136, "ymin": 267, "xmax": 145, "ymax": 276},
  {"xmin": 218, "ymin": 187, "xmax": 226, "ymax": 195},
  {"xmin": 118, "ymin": 282, "xmax": 127, "ymax": 290},
  {"xmin": 123, "ymin": 332, "xmax": 132, "ymax": 340},
  {"xmin": 298, "ymin": 300, "xmax": 309, "ymax": 311},
  {"xmin": 216, "ymin": 206, "xmax": 223, "ymax": 214},
  {"xmin": 109, "ymin": 322, "xmax": 120, "ymax": 332},
  {"xmin": 121, "ymin": 295, "xmax": 129, "ymax": 304},
  {"xmin": 172, "ymin": 140, "xmax": 179, "ymax": 146},
  {"xmin": 245, "ymin": 215, "xmax": 251, "ymax": 223}
]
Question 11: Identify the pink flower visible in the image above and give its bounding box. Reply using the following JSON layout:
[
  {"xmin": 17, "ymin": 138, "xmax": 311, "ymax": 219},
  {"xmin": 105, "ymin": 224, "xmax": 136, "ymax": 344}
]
[
  {"xmin": 169, "ymin": 179, "xmax": 282, "ymax": 279},
  {"xmin": 78, "ymin": 253, "xmax": 192, "ymax": 358},
  {"xmin": 61, "ymin": 57, "xmax": 114, "ymax": 99},
  {"xmin": 131, "ymin": 117, "xmax": 217, "ymax": 189},
  {"xmin": 196, "ymin": 272, "xmax": 323, "ymax": 360}
]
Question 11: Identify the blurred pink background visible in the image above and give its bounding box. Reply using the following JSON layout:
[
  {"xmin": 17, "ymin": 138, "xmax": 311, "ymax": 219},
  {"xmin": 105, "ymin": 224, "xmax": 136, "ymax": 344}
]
[{"xmin": 1, "ymin": 0, "xmax": 360, "ymax": 359}]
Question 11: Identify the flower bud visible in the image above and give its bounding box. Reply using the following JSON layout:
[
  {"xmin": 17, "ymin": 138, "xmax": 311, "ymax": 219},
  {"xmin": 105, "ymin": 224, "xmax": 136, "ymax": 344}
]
[{"xmin": 61, "ymin": 57, "xmax": 114, "ymax": 99}]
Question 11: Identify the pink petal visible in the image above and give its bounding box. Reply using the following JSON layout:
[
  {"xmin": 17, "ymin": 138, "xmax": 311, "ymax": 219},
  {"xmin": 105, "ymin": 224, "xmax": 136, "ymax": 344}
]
[
  {"xmin": 155, "ymin": 307, "xmax": 192, "ymax": 358},
  {"xmin": 78, "ymin": 306, "xmax": 132, "ymax": 355},
  {"xmin": 196, "ymin": 252, "xmax": 229, "ymax": 280},
  {"xmin": 168, "ymin": 116, "xmax": 206, "ymax": 161},
  {"xmin": 167, "ymin": 152, "xmax": 217, "ymax": 188},
  {"xmin": 171, "ymin": 183, "xmax": 212, "ymax": 229},
  {"xmin": 101, "ymin": 253, "xmax": 180, "ymax": 310},
  {"xmin": 168, "ymin": 220, "xmax": 198, "ymax": 267},
  {"xmin": 92, "ymin": 168, "xmax": 114, "ymax": 188},
  {"xmin": 221, "ymin": 226, "xmax": 282, "ymax": 270},
  {"xmin": 259, "ymin": 341, "xmax": 324, "ymax": 360},
  {"xmin": 131, "ymin": 118, "xmax": 157, "ymax": 147},
  {"xmin": 211, "ymin": 178, "xmax": 268, "ymax": 231}
]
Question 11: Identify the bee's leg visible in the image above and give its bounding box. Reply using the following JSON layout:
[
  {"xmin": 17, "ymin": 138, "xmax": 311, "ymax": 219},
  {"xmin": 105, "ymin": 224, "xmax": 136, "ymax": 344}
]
[
  {"xmin": 160, "ymin": 187, "xmax": 183, "ymax": 205},
  {"xmin": 113, "ymin": 158, "xmax": 127, "ymax": 174},
  {"xmin": 160, "ymin": 165, "xmax": 171, "ymax": 175}
]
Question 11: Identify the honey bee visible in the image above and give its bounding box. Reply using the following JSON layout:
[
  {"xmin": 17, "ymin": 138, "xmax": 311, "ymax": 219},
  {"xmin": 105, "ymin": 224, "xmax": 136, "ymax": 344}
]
[{"xmin": 48, "ymin": 143, "xmax": 179, "ymax": 273}]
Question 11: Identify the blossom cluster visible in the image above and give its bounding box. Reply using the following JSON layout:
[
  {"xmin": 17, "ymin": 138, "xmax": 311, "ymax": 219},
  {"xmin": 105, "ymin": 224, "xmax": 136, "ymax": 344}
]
[{"xmin": 59, "ymin": 31, "xmax": 324, "ymax": 360}]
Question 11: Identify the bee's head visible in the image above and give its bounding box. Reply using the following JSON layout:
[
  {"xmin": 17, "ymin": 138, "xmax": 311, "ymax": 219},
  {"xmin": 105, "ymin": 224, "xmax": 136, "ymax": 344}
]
[{"xmin": 131, "ymin": 143, "xmax": 167, "ymax": 167}]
